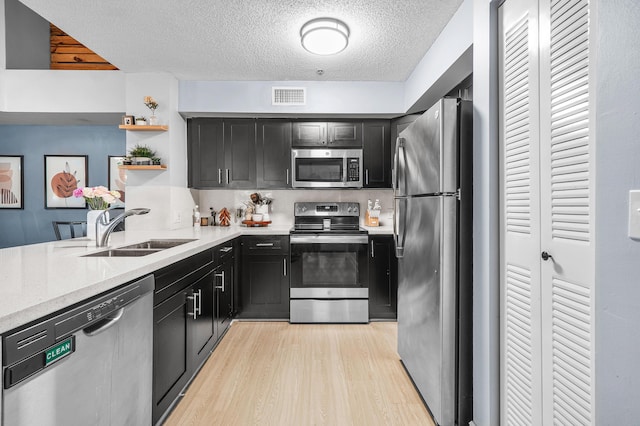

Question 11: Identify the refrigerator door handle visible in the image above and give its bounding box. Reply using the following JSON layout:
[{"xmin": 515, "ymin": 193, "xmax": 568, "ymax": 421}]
[
  {"xmin": 393, "ymin": 137, "xmax": 406, "ymax": 197},
  {"xmin": 394, "ymin": 197, "xmax": 407, "ymax": 258}
]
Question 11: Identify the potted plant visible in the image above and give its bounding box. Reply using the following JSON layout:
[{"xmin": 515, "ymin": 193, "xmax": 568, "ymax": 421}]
[
  {"xmin": 151, "ymin": 156, "xmax": 162, "ymax": 165},
  {"xmin": 135, "ymin": 116, "xmax": 147, "ymax": 125},
  {"xmin": 129, "ymin": 144, "xmax": 156, "ymax": 165}
]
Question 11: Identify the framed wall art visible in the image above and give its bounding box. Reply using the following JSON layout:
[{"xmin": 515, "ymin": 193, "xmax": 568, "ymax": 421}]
[
  {"xmin": 44, "ymin": 155, "xmax": 88, "ymax": 209},
  {"xmin": 122, "ymin": 115, "xmax": 134, "ymax": 125},
  {"xmin": 0, "ymin": 155, "xmax": 24, "ymax": 209},
  {"xmin": 108, "ymin": 156, "xmax": 127, "ymax": 205}
]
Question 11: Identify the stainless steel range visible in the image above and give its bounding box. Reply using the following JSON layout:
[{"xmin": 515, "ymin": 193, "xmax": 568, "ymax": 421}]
[{"xmin": 289, "ymin": 202, "xmax": 369, "ymax": 323}]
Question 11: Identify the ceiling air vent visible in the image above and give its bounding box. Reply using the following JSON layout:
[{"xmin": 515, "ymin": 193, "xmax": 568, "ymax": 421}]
[{"xmin": 272, "ymin": 87, "xmax": 306, "ymax": 106}]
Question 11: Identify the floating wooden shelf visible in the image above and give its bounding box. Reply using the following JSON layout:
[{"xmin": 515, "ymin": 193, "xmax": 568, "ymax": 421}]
[
  {"xmin": 118, "ymin": 125, "xmax": 168, "ymax": 131},
  {"xmin": 118, "ymin": 165, "xmax": 167, "ymax": 170}
]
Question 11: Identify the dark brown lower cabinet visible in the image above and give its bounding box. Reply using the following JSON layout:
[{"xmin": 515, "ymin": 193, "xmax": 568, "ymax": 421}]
[
  {"xmin": 368, "ymin": 235, "xmax": 398, "ymax": 319},
  {"xmin": 238, "ymin": 236, "xmax": 290, "ymax": 319},
  {"xmin": 152, "ymin": 240, "xmax": 238, "ymax": 424}
]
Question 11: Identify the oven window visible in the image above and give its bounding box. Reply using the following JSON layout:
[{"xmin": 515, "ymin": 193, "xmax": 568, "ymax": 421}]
[
  {"xmin": 290, "ymin": 242, "xmax": 368, "ymax": 289},
  {"xmin": 302, "ymin": 252, "xmax": 357, "ymax": 285},
  {"xmin": 295, "ymin": 158, "xmax": 343, "ymax": 182}
]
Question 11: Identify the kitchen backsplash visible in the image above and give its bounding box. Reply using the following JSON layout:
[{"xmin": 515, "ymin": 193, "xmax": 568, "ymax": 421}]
[{"xmin": 197, "ymin": 189, "xmax": 394, "ymax": 227}]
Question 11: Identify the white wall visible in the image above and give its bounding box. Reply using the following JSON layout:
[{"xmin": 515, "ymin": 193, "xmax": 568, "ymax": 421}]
[
  {"xmin": 123, "ymin": 73, "xmax": 194, "ymax": 232},
  {"xmin": 178, "ymin": 80, "xmax": 404, "ymax": 117},
  {"xmin": 594, "ymin": 0, "xmax": 640, "ymax": 422},
  {"xmin": 472, "ymin": 1, "xmax": 500, "ymax": 425},
  {"xmin": 197, "ymin": 189, "xmax": 394, "ymax": 228},
  {"xmin": 403, "ymin": 0, "xmax": 474, "ymax": 113}
]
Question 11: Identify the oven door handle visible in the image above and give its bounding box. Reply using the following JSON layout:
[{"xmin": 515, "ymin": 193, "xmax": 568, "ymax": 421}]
[{"xmin": 290, "ymin": 234, "xmax": 369, "ymax": 245}]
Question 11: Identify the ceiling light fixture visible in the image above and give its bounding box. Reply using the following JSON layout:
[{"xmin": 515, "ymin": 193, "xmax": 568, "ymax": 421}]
[{"xmin": 300, "ymin": 18, "xmax": 350, "ymax": 55}]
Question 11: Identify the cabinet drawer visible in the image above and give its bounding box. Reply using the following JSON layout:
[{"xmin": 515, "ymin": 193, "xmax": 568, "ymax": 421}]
[
  {"xmin": 154, "ymin": 250, "xmax": 215, "ymax": 305},
  {"xmin": 216, "ymin": 242, "xmax": 235, "ymax": 262},
  {"xmin": 242, "ymin": 236, "xmax": 289, "ymax": 255}
]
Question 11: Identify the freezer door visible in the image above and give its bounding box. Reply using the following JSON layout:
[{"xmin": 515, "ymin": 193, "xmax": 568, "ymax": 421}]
[
  {"xmin": 397, "ymin": 98, "xmax": 460, "ymax": 195},
  {"xmin": 397, "ymin": 195, "xmax": 458, "ymax": 426}
]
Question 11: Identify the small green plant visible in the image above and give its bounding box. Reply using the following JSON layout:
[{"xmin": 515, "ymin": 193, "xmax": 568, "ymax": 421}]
[{"xmin": 129, "ymin": 144, "xmax": 156, "ymax": 158}]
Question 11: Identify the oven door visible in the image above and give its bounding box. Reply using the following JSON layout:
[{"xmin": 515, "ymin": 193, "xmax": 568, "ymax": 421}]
[{"xmin": 289, "ymin": 234, "xmax": 369, "ymax": 298}]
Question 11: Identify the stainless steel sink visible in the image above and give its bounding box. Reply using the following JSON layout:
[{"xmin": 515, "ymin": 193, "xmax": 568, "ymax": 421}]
[
  {"xmin": 83, "ymin": 239, "xmax": 196, "ymax": 257},
  {"xmin": 118, "ymin": 239, "xmax": 196, "ymax": 250},
  {"xmin": 84, "ymin": 249, "xmax": 162, "ymax": 257}
]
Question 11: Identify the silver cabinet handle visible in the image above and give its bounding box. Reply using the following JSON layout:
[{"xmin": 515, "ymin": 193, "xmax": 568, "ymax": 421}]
[
  {"xmin": 226, "ymin": 169, "xmax": 230, "ymax": 184},
  {"xmin": 220, "ymin": 246, "xmax": 233, "ymax": 253},
  {"xmin": 197, "ymin": 289, "xmax": 202, "ymax": 316},
  {"xmin": 255, "ymin": 242, "xmax": 274, "ymax": 247},
  {"xmin": 371, "ymin": 240, "xmax": 374, "ymax": 258},
  {"xmin": 283, "ymin": 258, "xmax": 287, "ymax": 276},
  {"xmin": 218, "ymin": 169, "xmax": 222, "ymax": 184},
  {"xmin": 286, "ymin": 169, "xmax": 289, "ymax": 184},
  {"xmin": 365, "ymin": 169, "xmax": 369, "ymax": 185},
  {"xmin": 215, "ymin": 271, "xmax": 225, "ymax": 291},
  {"xmin": 187, "ymin": 292, "xmax": 198, "ymax": 319}
]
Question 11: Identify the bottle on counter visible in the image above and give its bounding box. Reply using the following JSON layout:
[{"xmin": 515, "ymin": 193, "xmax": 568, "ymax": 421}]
[{"xmin": 193, "ymin": 205, "xmax": 201, "ymax": 227}]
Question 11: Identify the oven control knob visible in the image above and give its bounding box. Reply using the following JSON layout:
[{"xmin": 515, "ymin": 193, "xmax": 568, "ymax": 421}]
[
  {"xmin": 347, "ymin": 207, "xmax": 352, "ymax": 212},
  {"xmin": 301, "ymin": 206, "xmax": 307, "ymax": 212}
]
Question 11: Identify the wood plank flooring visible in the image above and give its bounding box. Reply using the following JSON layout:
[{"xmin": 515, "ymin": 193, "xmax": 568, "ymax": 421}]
[{"xmin": 164, "ymin": 321, "xmax": 434, "ymax": 426}]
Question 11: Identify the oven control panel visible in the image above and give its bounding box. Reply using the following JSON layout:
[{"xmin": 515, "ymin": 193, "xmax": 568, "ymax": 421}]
[{"xmin": 294, "ymin": 202, "xmax": 360, "ymax": 217}]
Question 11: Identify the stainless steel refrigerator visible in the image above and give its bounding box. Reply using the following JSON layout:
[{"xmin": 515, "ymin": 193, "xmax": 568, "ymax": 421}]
[{"xmin": 394, "ymin": 97, "xmax": 473, "ymax": 426}]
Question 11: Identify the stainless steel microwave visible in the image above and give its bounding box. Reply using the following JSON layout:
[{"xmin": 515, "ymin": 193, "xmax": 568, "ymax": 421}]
[{"xmin": 291, "ymin": 149, "xmax": 363, "ymax": 188}]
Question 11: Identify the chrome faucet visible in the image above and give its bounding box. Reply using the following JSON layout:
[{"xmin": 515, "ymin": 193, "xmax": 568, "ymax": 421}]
[{"xmin": 96, "ymin": 208, "xmax": 150, "ymax": 247}]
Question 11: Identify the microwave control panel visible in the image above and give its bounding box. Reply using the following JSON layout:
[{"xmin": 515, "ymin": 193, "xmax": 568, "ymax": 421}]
[{"xmin": 347, "ymin": 158, "xmax": 360, "ymax": 182}]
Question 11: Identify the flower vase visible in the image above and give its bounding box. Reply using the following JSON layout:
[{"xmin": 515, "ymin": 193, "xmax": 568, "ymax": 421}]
[
  {"xmin": 87, "ymin": 209, "xmax": 108, "ymax": 240},
  {"xmin": 149, "ymin": 115, "xmax": 159, "ymax": 125}
]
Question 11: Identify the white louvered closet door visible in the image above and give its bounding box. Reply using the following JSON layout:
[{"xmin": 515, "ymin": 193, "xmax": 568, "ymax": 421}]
[
  {"xmin": 500, "ymin": 0, "xmax": 595, "ymax": 424},
  {"xmin": 539, "ymin": 0, "xmax": 595, "ymax": 424},
  {"xmin": 499, "ymin": 1, "xmax": 543, "ymax": 425}
]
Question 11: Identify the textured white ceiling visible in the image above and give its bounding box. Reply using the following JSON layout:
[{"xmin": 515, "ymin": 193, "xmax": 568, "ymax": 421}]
[{"xmin": 19, "ymin": 0, "xmax": 464, "ymax": 82}]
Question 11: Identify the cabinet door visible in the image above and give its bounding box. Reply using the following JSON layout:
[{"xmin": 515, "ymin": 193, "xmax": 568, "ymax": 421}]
[
  {"xmin": 256, "ymin": 119, "xmax": 292, "ymax": 188},
  {"xmin": 292, "ymin": 121, "xmax": 327, "ymax": 146},
  {"xmin": 240, "ymin": 255, "xmax": 289, "ymax": 318},
  {"xmin": 368, "ymin": 236, "xmax": 397, "ymax": 319},
  {"xmin": 189, "ymin": 271, "xmax": 216, "ymax": 369},
  {"xmin": 153, "ymin": 290, "xmax": 190, "ymax": 424},
  {"xmin": 224, "ymin": 119, "xmax": 256, "ymax": 188},
  {"xmin": 328, "ymin": 121, "xmax": 362, "ymax": 147},
  {"xmin": 188, "ymin": 118, "xmax": 225, "ymax": 188},
  {"xmin": 215, "ymin": 257, "xmax": 234, "ymax": 337},
  {"xmin": 363, "ymin": 121, "xmax": 391, "ymax": 188}
]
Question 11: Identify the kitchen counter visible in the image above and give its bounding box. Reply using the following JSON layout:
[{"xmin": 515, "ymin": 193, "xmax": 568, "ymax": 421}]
[
  {"xmin": 364, "ymin": 225, "xmax": 393, "ymax": 235},
  {"xmin": 0, "ymin": 224, "xmax": 291, "ymax": 334}
]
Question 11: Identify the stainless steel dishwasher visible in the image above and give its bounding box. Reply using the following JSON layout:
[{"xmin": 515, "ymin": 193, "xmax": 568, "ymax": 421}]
[{"xmin": 2, "ymin": 275, "xmax": 154, "ymax": 426}]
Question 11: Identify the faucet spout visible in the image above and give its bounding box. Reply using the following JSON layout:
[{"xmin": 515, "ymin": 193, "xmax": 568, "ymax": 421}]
[{"xmin": 96, "ymin": 208, "xmax": 150, "ymax": 247}]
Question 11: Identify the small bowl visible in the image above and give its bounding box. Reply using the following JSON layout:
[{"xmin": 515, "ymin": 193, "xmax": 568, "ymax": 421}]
[{"xmin": 252, "ymin": 214, "xmax": 263, "ymax": 222}]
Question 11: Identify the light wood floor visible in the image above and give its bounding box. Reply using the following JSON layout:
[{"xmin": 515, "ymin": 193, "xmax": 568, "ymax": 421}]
[{"xmin": 164, "ymin": 321, "xmax": 434, "ymax": 426}]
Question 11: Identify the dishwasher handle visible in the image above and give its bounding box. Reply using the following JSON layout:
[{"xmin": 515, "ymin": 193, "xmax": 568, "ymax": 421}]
[{"xmin": 83, "ymin": 308, "xmax": 125, "ymax": 336}]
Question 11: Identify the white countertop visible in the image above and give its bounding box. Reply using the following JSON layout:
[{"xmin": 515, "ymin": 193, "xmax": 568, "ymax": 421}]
[
  {"xmin": 0, "ymin": 224, "xmax": 291, "ymax": 335},
  {"xmin": 0, "ymin": 223, "xmax": 393, "ymax": 335}
]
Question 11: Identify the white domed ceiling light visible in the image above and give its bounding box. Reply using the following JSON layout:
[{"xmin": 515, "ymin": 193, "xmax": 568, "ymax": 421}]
[{"xmin": 300, "ymin": 18, "xmax": 350, "ymax": 55}]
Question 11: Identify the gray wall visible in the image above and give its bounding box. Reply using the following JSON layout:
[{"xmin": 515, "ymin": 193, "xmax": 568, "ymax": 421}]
[
  {"xmin": 594, "ymin": 0, "xmax": 640, "ymax": 422},
  {"xmin": 0, "ymin": 125, "xmax": 125, "ymax": 247},
  {"xmin": 4, "ymin": 0, "xmax": 49, "ymax": 69},
  {"xmin": 472, "ymin": 0, "xmax": 500, "ymax": 425}
]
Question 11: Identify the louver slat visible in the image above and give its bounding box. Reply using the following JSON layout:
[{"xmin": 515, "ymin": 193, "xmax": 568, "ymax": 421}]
[
  {"xmin": 504, "ymin": 16, "xmax": 532, "ymax": 235},
  {"xmin": 505, "ymin": 262, "xmax": 534, "ymax": 425},
  {"xmin": 550, "ymin": 0, "xmax": 591, "ymax": 244}
]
